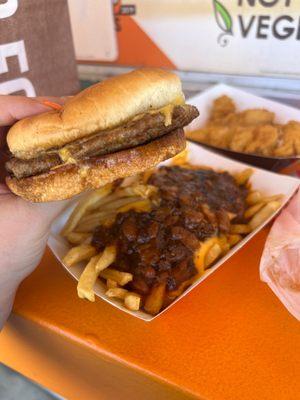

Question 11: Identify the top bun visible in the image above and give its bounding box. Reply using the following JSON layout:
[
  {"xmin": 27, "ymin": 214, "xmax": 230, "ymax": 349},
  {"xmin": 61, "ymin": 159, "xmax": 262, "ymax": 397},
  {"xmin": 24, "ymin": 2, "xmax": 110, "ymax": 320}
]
[{"xmin": 7, "ymin": 68, "xmax": 184, "ymax": 159}]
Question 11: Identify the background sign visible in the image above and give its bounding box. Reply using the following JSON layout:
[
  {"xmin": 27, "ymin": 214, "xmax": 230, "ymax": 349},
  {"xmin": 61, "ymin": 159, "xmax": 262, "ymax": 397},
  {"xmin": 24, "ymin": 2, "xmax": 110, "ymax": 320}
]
[
  {"xmin": 133, "ymin": 0, "xmax": 300, "ymax": 77},
  {"xmin": 0, "ymin": 0, "xmax": 79, "ymax": 96},
  {"xmin": 71, "ymin": 0, "xmax": 300, "ymax": 79}
]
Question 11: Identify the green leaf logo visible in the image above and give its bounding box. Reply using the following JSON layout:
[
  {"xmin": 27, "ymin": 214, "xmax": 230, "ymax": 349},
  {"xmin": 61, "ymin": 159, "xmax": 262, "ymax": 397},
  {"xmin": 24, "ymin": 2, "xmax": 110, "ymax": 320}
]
[
  {"xmin": 213, "ymin": 0, "xmax": 233, "ymax": 46},
  {"xmin": 213, "ymin": 0, "xmax": 233, "ymax": 34}
]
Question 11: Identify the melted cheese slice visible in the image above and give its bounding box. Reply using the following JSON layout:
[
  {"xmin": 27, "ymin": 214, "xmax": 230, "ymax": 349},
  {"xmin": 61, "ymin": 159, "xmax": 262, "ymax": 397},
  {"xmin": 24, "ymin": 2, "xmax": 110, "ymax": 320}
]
[
  {"xmin": 151, "ymin": 103, "xmax": 174, "ymax": 126},
  {"xmin": 58, "ymin": 147, "xmax": 77, "ymax": 164},
  {"xmin": 133, "ymin": 95, "xmax": 185, "ymax": 126}
]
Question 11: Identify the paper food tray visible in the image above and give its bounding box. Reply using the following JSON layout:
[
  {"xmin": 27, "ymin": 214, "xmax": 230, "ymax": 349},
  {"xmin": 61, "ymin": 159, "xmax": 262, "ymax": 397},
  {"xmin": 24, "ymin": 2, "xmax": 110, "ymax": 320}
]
[
  {"xmin": 185, "ymin": 84, "xmax": 300, "ymax": 170},
  {"xmin": 49, "ymin": 141, "xmax": 299, "ymax": 321}
]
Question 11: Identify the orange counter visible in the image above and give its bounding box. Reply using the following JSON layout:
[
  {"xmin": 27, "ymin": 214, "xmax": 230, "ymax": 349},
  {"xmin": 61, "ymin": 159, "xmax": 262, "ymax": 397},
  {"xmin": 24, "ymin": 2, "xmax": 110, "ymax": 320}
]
[{"xmin": 1, "ymin": 227, "xmax": 300, "ymax": 399}]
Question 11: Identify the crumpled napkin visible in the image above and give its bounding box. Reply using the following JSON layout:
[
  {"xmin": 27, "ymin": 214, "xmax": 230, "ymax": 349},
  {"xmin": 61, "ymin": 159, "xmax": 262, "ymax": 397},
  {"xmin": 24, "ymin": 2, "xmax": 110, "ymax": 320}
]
[{"xmin": 260, "ymin": 188, "xmax": 300, "ymax": 320}]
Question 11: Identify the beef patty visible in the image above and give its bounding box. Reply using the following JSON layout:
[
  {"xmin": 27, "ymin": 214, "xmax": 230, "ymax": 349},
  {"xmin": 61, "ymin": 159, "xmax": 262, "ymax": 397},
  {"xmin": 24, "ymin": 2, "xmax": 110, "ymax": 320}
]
[{"xmin": 6, "ymin": 105, "xmax": 199, "ymax": 179}]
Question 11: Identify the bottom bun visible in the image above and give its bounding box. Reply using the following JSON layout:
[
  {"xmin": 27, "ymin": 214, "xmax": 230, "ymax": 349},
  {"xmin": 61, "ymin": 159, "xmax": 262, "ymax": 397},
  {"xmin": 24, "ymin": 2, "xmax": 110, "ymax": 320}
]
[{"xmin": 6, "ymin": 129, "xmax": 186, "ymax": 202}]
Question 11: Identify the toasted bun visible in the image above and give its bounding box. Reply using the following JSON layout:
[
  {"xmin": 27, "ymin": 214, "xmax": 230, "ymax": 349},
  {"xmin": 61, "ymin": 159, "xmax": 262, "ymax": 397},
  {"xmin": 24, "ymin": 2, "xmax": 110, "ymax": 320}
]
[
  {"xmin": 7, "ymin": 69, "xmax": 184, "ymax": 159},
  {"xmin": 6, "ymin": 129, "xmax": 186, "ymax": 202}
]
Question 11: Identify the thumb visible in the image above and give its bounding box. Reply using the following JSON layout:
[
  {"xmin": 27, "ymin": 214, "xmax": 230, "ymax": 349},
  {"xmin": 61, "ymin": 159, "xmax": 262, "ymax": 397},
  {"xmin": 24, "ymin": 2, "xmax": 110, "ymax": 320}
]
[{"xmin": 0, "ymin": 96, "xmax": 53, "ymax": 126}]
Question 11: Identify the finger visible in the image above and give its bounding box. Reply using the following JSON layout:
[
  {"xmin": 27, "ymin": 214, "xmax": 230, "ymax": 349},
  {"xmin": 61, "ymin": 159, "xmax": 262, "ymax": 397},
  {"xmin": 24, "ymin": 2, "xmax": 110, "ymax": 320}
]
[
  {"xmin": 1, "ymin": 188, "xmax": 69, "ymax": 231},
  {"xmin": 0, "ymin": 183, "xmax": 11, "ymax": 195},
  {"xmin": 20, "ymin": 199, "xmax": 70, "ymax": 233},
  {"xmin": 0, "ymin": 95, "xmax": 68, "ymax": 148},
  {"xmin": 0, "ymin": 96, "xmax": 52, "ymax": 126},
  {"xmin": 0, "ymin": 95, "xmax": 68, "ymax": 126}
]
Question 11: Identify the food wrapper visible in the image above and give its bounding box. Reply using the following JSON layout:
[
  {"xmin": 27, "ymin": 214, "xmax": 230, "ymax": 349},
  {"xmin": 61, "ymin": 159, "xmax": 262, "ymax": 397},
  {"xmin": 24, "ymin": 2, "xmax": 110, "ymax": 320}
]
[{"xmin": 260, "ymin": 188, "xmax": 300, "ymax": 320}]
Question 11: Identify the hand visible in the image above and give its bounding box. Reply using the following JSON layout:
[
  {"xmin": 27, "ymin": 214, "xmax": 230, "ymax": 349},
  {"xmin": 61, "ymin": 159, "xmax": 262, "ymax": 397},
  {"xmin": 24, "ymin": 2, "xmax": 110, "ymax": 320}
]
[{"xmin": 0, "ymin": 95, "xmax": 68, "ymax": 329}]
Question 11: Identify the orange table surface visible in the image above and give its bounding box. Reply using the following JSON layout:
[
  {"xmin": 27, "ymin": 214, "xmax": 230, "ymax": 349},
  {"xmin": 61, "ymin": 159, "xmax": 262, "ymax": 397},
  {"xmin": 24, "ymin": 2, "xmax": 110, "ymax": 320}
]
[{"xmin": 1, "ymin": 227, "xmax": 300, "ymax": 400}]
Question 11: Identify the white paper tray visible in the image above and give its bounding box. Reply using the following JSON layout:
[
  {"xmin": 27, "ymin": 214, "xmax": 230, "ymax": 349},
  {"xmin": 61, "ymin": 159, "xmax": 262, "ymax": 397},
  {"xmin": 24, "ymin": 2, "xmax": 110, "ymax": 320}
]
[
  {"xmin": 185, "ymin": 84, "xmax": 300, "ymax": 170},
  {"xmin": 186, "ymin": 83, "xmax": 300, "ymax": 129},
  {"xmin": 49, "ymin": 142, "xmax": 299, "ymax": 321}
]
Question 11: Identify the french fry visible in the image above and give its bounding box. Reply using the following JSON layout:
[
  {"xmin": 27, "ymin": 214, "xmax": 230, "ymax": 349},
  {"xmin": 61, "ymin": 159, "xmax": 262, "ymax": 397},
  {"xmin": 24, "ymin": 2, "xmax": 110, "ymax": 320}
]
[
  {"xmin": 218, "ymin": 235, "xmax": 230, "ymax": 254},
  {"xmin": 77, "ymin": 254, "xmax": 101, "ymax": 302},
  {"xmin": 227, "ymin": 234, "xmax": 242, "ymax": 247},
  {"xmin": 117, "ymin": 199, "xmax": 151, "ymax": 213},
  {"xmin": 167, "ymin": 277, "xmax": 196, "ymax": 299},
  {"xmin": 193, "ymin": 237, "xmax": 219, "ymax": 274},
  {"xmin": 82, "ymin": 237, "xmax": 93, "ymax": 245},
  {"xmin": 171, "ymin": 148, "xmax": 189, "ymax": 166},
  {"xmin": 75, "ymin": 211, "xmax": 116, "ymax": 233},
  {"xmin": 124, "ymin": 293, "xmax": 141, "ymax": 311},
  {"xmin": 100, "ymin": 196, "xmax": 142, "ymax": 212},
  {"xmin": 246, "ymin": 191, "xmax": 262, "ymax": 205},
  {"xmin": 248, "ymin": 201, "xmax": 281, "ymax": 230},
  {"xmin": 63, "ymin": 244, "xmax": 97, "ymax": 267},
  {"xmin": 77, "ymin": 210, "xmax": 114, "ymax": 226},
  {"xmin": 261, "ymin": 194, "xmax": 284, "ymax": 203},
  {"xmin": 61, "ymin": 185, "xmax": 112, "ymax": 236},
  {"xmin": 151, "ymin": 197, "xmax": 161, "ymax": 208},
  {"xmin": 227, "ymin": 212, "xmax": 236, "ymax": 221},
  {"xmin": 133, "ymin": 184, "xmax": 157, "ymax": 199},
  {"xmin": 142, "ymin": 168, "xmax": 155, "ymax": 184},
  {"xmin": 106, "ymin": 279, "xmax": 118, "ymax": 289},
  {"xmin": 120, "ymin": 174, "xmax": 141, "ymax": 188},
  {"xmin": 88, "ymin": 195, "xmax": 116, "ymax": 212},
  {"xmin": 245, "ymin": 195, "xmax": 283, "ymax": 219},
  {"xmin": 90, "ymin": 192, "xmax": 124, "ymax": 211},
  {"xmin": 230, "ymin": 224, "xmax": 251, "ymax": 234},
  {"xmin": 205, "ymin": 243, "xmax": 222, "ymax": 268},
  {"xmin": 109, "ymin": 187, "xmax": 143, "ymax": 199},
  {"xmin": 105, "ymin": 288, "xmax": 141, "ymax": 311},
  {"xmin": 66, "ymin": 232, "xmax": 91, "ymax": 245},
  {"xmin": 74, "ymin": 193, "xmax": 138, "ymax": 221},
  {"xmin": 234, "ymin": 168, "xmax": 253, "ymax": 186},
  {"xmin": 244, "ymin": 202, "xmax": 265, "ymax": 219},
  {"xmin": 105, "ymin": 288, "xmax": 128, "ymax": 299},
  {"xmin": 95, "ymin": 245, "xmax": 116, "ymax": 273},
  {"xmin": 122, "ymin": 184, "xmax": 158, "ymax": 199},
  {"xmin": 101, "ymin": 215, "xmax": 116, "ymax": 228},
  {"xmin": 100, "ymin": 269, "xmax": 133, "ymax": 286},
  {"xmin": 144, "ymin": 282, "xmax": 166, "ymax": 315}
]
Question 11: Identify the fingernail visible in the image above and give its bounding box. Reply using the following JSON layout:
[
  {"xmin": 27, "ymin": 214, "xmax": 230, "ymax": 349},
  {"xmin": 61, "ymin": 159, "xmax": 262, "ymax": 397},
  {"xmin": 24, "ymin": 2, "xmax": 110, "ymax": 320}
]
[{"xmin": 41, "ymin": 100, "xmax": 63, "ymax": 111}]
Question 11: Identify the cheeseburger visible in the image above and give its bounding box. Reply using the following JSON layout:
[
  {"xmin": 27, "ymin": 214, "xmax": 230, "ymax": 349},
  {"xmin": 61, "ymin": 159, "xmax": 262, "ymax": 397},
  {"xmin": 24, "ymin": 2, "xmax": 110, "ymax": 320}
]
[{"xmin": 5, "ymin": 69, "xmax": 199, "ymax": 202}]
